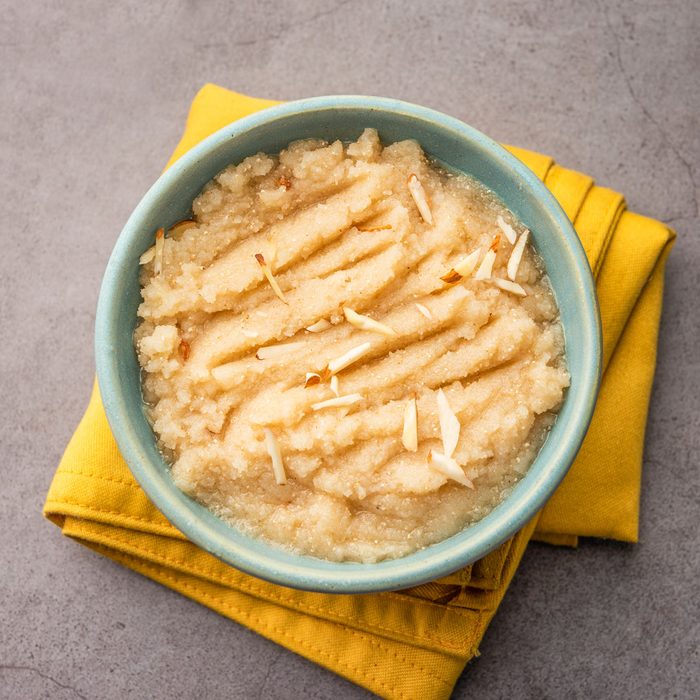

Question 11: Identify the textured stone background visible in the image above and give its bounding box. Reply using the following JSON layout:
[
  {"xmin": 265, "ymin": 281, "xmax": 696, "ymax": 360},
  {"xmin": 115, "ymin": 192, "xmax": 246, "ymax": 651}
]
[{"xmin": 1, "ymin": 1, "xmax": 698, "ymax": 698}]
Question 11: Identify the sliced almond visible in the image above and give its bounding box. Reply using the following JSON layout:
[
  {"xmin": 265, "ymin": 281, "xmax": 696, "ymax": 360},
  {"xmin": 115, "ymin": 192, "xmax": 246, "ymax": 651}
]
[
  {"xmin": 441, "ymin": 246, "xmax": 483, "ymax": 285},
  {"xmin": 343, "ymin": 307, "xmax": 396, "ymax": 336},
  {"xmin": 263, "ymin": 428, "xmax": 287, "ymax": 485},
  {"xmin": 436, "ymin": 388, "xmax": 460, "ymax": 458},
  {"xmin": 306, "ymin": 319, "xmax": 332, "ymax": 333},
  {"xmin": 427, "ymin": 450, "xmax": 474, "ymax": 488},
  {"xmin": 139, "ymin": 246, "xmax": 155, "ymax": 265},
  {"xmin": 474, "ymin": 249, "xmax": 496, "ymax": 280},
  {"xmin": 440, "ymin": 269, "xmax": 463, "ymax": 284},
  {"xmin": 304, "ymin": 372, "xmax": 321, "ymax": 388},
  {"xmin": 496, "ymin": 215, "xmax": 517, "ymax": 245},
  {"xmin": 402, "ymin": 396, "xmax": 418, "ymax": 452},
  {"xmin": 311, "ymin": 393, "xmax": 364, "ymax": 410},
  {"xmin": 454, "ymin": 247, "xmax": 483, "ymax": 277},
  {"xmin": 327, "ymin": 342, "xmax": 371, "ymax": 375},
  {"xmin": 153, "ymin": 227, "xmax": 165, "ymax": 276},
  {"xmin": 507, "ymin": 230, "xmax": 529, "ymax": 281},
  {"xmin": 330, "ymin": 375, "xmax": 340, "ymax": 397},
  {"xmin": 242, "ymin": 329, "xmax": 259, "ymax": 339},
  {"xmin": 493, "ymin": 278, "xmax": 527, "ymax": 296},
  {"xmin": 407, "ymin": 173, "xmax": 433, "ymax": 224},
  {"xmin": 256, "ymin": 341, "xmax": 305, "ymax": 360},
  {"xmin": 415, "ymin": 303, "xmax": 433, "ymax": 320},
  {"xmin": 255, "ymin": 253, "xmax": 288, "ymax": 304}
]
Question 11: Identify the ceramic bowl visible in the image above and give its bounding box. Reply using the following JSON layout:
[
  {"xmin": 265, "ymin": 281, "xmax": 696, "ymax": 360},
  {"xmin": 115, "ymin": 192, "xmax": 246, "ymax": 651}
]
[{"xmin": 95, "ymin": 96, "xmax": 601, "ymax": 593}]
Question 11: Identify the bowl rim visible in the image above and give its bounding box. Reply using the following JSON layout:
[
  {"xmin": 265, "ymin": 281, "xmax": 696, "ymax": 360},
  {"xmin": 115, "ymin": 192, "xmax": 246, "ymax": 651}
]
[{"xmin": 96, "ymin": 95, "xmax": 601, "ymax": 593}]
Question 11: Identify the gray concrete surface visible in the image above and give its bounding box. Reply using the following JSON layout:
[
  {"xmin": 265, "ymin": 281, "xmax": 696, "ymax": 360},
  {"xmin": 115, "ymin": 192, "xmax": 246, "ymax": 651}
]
[{"xmin": 1, "ymin": 1, "xmax": 698, "ymax": 698}]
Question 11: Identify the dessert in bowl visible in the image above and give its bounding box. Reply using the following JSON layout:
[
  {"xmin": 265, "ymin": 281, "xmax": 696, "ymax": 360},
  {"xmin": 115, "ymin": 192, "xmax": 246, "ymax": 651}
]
[{"xmin": 96, "ymin": 97, "xmax": 600, "ymax": 592}]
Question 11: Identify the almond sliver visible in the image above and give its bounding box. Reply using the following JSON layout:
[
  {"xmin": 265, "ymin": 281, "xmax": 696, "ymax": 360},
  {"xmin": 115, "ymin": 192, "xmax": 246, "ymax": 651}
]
[
  {"xmin": 474, "ymin": 249, "xmax": 496, "ymax": 280},
  {"xmin": 139, "ymin": 246, "xmax": 156, "ymax": 265},
  {"xmin": 256, "ymin": 341, "xmax": 306, "ymax": 360},
  {"xmin": 507, "ymin": 230, "xmax": 529, "ymax": 281},
  {"xmin": 327, "ymin": 342, "xmax": 371, "ymax": 375},
  {"xmin": 263, "ymin": 428, "xmax": 287, "ymax": 485},
  {"xmin": 454, "ymin": 247, "xmax": 483, "ymax": 277},
  {"xmin": 493, "ymin": 278, "xmax": 527, "ymax": 296},
  {"xmin": 311, "ymin": 393, "xmax": 364, "ymax": 410},
  {"xmin": 343, "ymin": 307, "xmax": 396, "ymax": 336},
  {"xmin": 304, "ymin": 372, "xmax": 321, "ymax": 387},
  {"xmin": 496, "ymin": 215, "xmax": 517, "ymax": 245},
  {"xmin": 255, "ymin": 253, "xmax": 288, "ymax": 304},
  {"xmin": 440, "ymin": 269, "xmax": 463, "ymax": 284},
  {"xmin": 436, "ymin": 388, "xmax": 460, "ymax": 458},
  {"xmin": 306, "ymin": 319, "xmax": 332, "ymax": 333},
  {"xmin": 428, "ymin": 450, "xmax": 474, "ymax": 488},
  {"xmin": 153, "ymin": 228, "xmax": 165, "ymax": 276},
  {"xmin": 407, "ymin": 174, "xmax": 433, "ymax": 224}
]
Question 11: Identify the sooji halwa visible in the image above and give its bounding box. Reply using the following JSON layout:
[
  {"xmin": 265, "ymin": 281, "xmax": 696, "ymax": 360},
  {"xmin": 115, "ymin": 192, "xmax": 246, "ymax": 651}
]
[{"xmin": 135, "ymin": 129, "xmax": 569, "ymax": 562}]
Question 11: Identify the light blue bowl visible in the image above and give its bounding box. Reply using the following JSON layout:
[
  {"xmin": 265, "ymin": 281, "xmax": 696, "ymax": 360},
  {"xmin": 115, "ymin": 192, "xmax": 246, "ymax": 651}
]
[{"xmin": 96, "ymin": 96, "xmax": 601, "ymax": 593}]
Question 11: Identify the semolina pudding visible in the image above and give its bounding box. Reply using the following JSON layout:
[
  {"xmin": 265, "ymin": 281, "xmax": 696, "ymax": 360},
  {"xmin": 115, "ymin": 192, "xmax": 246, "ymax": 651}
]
[{"xmin": 135, "ymin": 129, "xmax": 569, "ymax": 563}]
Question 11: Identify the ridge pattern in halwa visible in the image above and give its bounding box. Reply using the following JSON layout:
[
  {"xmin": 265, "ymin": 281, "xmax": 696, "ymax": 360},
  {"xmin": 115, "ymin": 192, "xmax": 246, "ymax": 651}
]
[{"xmin": 135, "ymin": 130, "xmax": 569, "ymax": 563}]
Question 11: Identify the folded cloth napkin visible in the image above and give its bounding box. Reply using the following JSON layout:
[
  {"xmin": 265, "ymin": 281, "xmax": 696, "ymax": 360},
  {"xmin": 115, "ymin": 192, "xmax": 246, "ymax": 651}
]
[{"xmin": 44, "ymin": 84, "xmax": 675, "ymax": 700}]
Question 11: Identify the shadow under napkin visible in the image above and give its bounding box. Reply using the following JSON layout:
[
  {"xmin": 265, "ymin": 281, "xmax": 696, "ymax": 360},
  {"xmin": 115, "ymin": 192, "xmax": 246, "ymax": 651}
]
[{"xmin": 44, "ymin": 84, "xmax": 674, "ymax": 700}]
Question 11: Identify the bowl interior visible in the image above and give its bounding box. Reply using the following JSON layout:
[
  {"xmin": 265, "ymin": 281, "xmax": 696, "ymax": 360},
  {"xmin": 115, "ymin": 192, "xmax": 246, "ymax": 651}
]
[{"xmin": 96, "ymin": 96, "xmax": 600, "ymax": 593}]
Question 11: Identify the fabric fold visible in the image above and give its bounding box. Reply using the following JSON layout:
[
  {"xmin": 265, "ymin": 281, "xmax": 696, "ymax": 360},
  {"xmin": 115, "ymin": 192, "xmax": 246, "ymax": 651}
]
[{"xmin": 43, "ymin": 84, "xmax": 674, "ymax": 700}]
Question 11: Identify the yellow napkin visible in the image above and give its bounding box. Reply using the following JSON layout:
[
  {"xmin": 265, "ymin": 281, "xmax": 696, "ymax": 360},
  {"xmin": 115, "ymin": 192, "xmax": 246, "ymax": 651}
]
[{"xmin": 44, "ymin": 84, "xmax": 674, "ymax": 700}]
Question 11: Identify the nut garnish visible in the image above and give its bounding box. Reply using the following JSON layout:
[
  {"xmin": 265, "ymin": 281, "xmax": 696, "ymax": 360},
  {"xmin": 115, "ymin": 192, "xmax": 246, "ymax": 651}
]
[
  {"xmin": 179, "ymin": 339, "xmax": 190, "ymax": 361},
  {"xmin": 343, "ymin": 307, "xmax": 396, "ymax": 336},
  {"xmin": 427, "ymin": 450, "xmax": 474, "ymax": 488},
  {"xmin": 304, "ymin": 372, "xmax": 321, "ymax": 387},
  {"xmin": 263, "ymin": 428, "xmax": 287, "ymax": 485},
  {"xmin": 242, "ymin": 329, "xmax": 259, "ymax": 339},
  {"xmin": 255, "ymin": 252, "xmax": 288, "ymax": 304},
  {"xmin": 440, "ymin": 247, "xmax": 483, "ymax": 284},
  {"xmin": 311, "ymin": 393, "xmax": 364, "ymax": 410},
  {"xmin": 440, "ymin": 268, "xmax": 463, "ymax": 284},
  {"xmin": 415, "ymin": 303, "xmax": 433, "ymax": 320},
  {"xmin": 153, "ymin": 227, "xmax": 165, "ymax": 276},
  {"xmin": 256, "ymin": 341, "xmax": 305, "ymax": 360},
  {"xmin": 402, "ymin": 396, "xmax": 418, "ymax": 452},
  {"xmin": 474, "ymin": 247, "xmax": 496, "ymax": 280},
  {"xmin": 330, "ymin": 375, "xmax": 340, "ymax": 397},
  {"xmin": 455, "ymin": 247, "xmax": 483, "ymax": 276},
  {"xmin": 306, "ymin": 319, "xmax": 331, "ymax": 333},
  {"xmin": 139, "ymin": 246, "xmax": 155, "ymax": 265},
  {"xmin": 327, "ymin": 342, "xmax": 372, "ymax": 375},
  {"xmin": 436, "ymin": 388, "xmax": 460, "ymax": 458},
  {"xmin": 493, "ymin": 278, "xmax": 527, "ymax": 296},
  {"xmin": 407, "ymin": 173, "xmax": 433, "ymax": 224},
  {"xmin": 496, "ymin": 215, "xmax": 517, "ymax": 245},
  {"xmin": 507, "ymin": 230, "xmax": 529, "ymax": 281}
]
